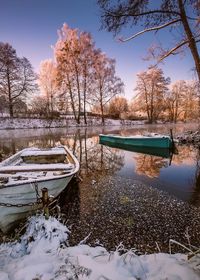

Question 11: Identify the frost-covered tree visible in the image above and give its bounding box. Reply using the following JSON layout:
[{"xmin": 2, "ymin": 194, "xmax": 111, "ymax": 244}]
[
  {"xmin": 108, "ymin": 96, "xmax": 128, "ymax": 118},
  {"xmin": 165, "ymin": 80, "xmax": 199, "ymax": 122},
  {"xmin": 55, "ymin": 24, "xmax": 96, "ymax": 124},
  {"xmin": 135, "ymin": 67, "xmax": 170, "ymax": 123},
  {"xmin": 30, "ymin": 95, "xmax": 49, "ymax": 116},
  {"xmin": 54, "ymin": 24, "xmax": 124, "ymax": 125},
  {"xmin": 98, "ymin": 0, "xmax": 200, "ymax": 83},
  {"xmin": 0, "ymin": 95, "xmax": 8, "ymax": 116},
  {"xmin": 89, "ymin": 50, "xmax": 124, "ymax": 124},
  {"xmin": 165, "ymin": 80, "xmax": 186, "ymax": 122},
  {"xmin": 0, "ymin": 42, "xmax": 37, "ymax": 117},
  {"xmin": 38, "ymin": 59, "xmax": 58, "ymax": 115},
  {"xmin": 13, "ymin": 98, "xmax": 27, "ymax": 115},
  {"xmin": 183, "ymin": 81, "xmax": 199, "ymax": 120}
]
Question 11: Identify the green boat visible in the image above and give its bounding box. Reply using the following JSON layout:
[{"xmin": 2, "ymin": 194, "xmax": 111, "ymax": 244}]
[
  {"xmin": 99, "ymin": 140, "xmax": 172, "ymax": 158},
  {"xmin": 99, "ymin": 133, "xmax": 173, "ymax": 151}
]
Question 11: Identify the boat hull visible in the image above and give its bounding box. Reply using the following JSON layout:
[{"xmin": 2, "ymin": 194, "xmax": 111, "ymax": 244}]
[
  {"xmin": 0, "ymin": 204, "xmax": 41, "ymax": 233},
  {"xmin": 99, "ymin": 134, "xmax": 173, "ymax": 149},
  {"xmin": 0, "ymin": 174, "xmax": 74, "ymax": 205},
  {"xmin": 0, "ymin": 146, "xmax": 80, "ymax": 233},
  {"xmin": 99, "ymin": 141, "xmax": 171, "ymax": 158}
]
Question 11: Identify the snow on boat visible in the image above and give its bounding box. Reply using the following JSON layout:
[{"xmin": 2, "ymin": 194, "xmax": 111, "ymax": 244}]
[
  {"xmin": 99, "ymin": 133, "xmax": 173, "ymax": 150},
  {"xmin": 0, "ymin": 146, "xmax": 79, "ymax": 232}
]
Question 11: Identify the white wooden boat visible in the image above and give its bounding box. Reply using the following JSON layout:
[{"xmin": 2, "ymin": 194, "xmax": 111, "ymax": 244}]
[{"xmin": 0, "ymin": 146, "xmax": 79, "ymax": 232}]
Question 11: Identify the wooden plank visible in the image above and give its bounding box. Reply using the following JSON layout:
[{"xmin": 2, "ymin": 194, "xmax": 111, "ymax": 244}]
[
  {"xmin": 0, "ymin": 163, "xmax": 73, "ymax": 173},
  {"xmin": 21, "ymin": 149, "xmax": 66, "ymax": 157}
]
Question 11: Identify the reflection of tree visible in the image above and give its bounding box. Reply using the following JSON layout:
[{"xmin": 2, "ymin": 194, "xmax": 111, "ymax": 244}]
[
  {"xmin": 0, "ymin": 129, "xmax": 65, "ymax": 161},
  {"xmin": 135, "ymin": 154, "xmax": 168, "ymax": 178},
  {"xmin": 81, "ymin": 144, "xmax": 124, "ymax": 179},
  {"xmin": 172, "ymin": 145, "xmax": 197, "ymax": 166},
  {"xmin": 60, "ymin": 128, "xmax": 124, "ymax": 179},
  {"xmin": 0, "ymin": 139, "xmax": 18, "ymax": 161}
]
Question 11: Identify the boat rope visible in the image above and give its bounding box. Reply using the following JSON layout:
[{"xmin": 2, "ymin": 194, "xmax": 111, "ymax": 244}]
[
  {"xmin": 0, "ymin": 200, "xmax": 42, "ymax": 208},
  {"xmin": 34, "ymin": 182, "xmax": 40, "ymax": 201}
]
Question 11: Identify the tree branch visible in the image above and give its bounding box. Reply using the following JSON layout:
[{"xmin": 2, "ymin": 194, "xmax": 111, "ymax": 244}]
[
  {"xmin": 158, "ymin": 40, "xmax": 189, "ymax": 62},
  {"xmin": 119, "ymin": 19, "xmax": 181, "ymax": 42},
  {"xmin": 105, "ymin": 9, "xmax": 181, "ymax": 18},
  {"xmin": 158, "ymin": 38, "xmax": 200, "ymax": 63}
]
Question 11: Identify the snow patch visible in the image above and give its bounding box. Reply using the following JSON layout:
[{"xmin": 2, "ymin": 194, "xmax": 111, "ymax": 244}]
[{"xmin": 0, "ymin": 215, "xmax": 199, "ymax": 280}]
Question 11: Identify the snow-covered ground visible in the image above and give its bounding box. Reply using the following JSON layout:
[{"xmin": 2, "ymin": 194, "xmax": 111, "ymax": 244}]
[
  {"xmin": 0, "ymin": 117, "xmax": 145, "ymax": 130},
  {"xmin": 0, "ymin": 215, "xmax": 199, "ymax": 280}
]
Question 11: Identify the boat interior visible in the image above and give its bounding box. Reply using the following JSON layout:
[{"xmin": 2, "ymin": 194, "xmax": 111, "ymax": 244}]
[{"xmin": 0, "ymin": 147, "xmax": 74, "ymax": 186}]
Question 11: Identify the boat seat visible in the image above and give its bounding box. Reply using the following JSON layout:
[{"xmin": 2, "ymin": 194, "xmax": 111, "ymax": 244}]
[
  {"xmin": 0, "ymin": 163, "xmax": 73, "ymax": 173},
  {"xmin": 21, "ymin": 149, "xmax": 67, "ymax": 164},
  {"xmin": 21, "ymin": 149, "xmax": 67, "ymax": 157}
]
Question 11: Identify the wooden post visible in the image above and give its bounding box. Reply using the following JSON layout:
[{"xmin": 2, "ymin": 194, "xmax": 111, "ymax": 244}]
[{"xmin": 42, "ymin": 187, "xmax": 49, "ymax": 220}]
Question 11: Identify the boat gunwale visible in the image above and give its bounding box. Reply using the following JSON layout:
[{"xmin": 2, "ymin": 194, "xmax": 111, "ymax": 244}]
[
  {"xmin": 99, "ymin": 134, "xmax": 171, "ymax": 140},
  {"xmin": 0, "ymin": 171, "xmax": 75, "ymax": 189},
  {"xmin": 0, "ymin": 146, "xmax": 80, "ymax": 189}
]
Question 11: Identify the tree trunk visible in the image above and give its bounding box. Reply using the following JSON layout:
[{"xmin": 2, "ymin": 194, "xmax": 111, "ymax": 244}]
[
  {"xmin": 178, "ymin": 0, "xmax": 200, "ymax": 83},
  {"xmin": 67, "ymin": 77, "xmax": 79, "ymax": 124},
  {"xmin": 83, "ymin": 69, "xmax": 87, "ymax": 125},
  {"xmin": 9, "ymin": 103, "xmax": 13, "ymax": 118},
  {"xmin": 144, "ymin": 90, "xmax": 150, "ymax": 122},
  {"xmin": 100, "ymin": 96, "xmax": 105, "ymax": 125},
  {"xmin": 7, "ymin": 70, "xmax": 13, "ymax": 118},
  {"xmin": 50, "ymin": 93, "xmax": 53, "ymax": 114},
  {"xmin": 74, "ymin": 63, "xmax": 81, "ymax": 124}
]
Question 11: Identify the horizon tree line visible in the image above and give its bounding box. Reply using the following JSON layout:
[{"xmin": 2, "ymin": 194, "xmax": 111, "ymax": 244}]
[{"xmin": 0, "ymin": 9, "xmax": 199, "ymax": 123}]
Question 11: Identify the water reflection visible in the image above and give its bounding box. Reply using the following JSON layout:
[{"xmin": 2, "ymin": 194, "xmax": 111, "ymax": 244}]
[
  {"xmin": 135, "ymin": 154, "xmax": 169, "ymax": 178},
  {"xmin": 0, "ymin": 124, "xmax": 200, "ymax": 237},
  {"xmin": 0, "ymin": 125, "xmax": 200, "ymax": 199},
  {"xmin": 59, "ymin": 129, "xmax": 124, "ymax": 179},
  {"xmin": 0, "ymin": 127, "xmax": 125, "ymax": 233}
]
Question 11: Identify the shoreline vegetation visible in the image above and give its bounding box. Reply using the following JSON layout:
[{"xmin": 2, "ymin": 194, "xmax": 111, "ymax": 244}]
[
  {"xmin": 0, "ymin": 116, "xmax": 200, "ymax": 146},
  {"xmin": 0, "ymin": 115, "xmax": 199, "ymax": 130},
  {"xmin": 0, "ymin": 116, "xmax": 145, "ymax": 130}
]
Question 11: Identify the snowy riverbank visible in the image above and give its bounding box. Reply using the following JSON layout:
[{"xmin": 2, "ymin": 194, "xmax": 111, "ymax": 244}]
[
  {"xmin": 0, "ymin": 117, "xmax": 145, "ymax": 130},
  {"xmin": 177, "ymin": 130, "xmax": 200, "ymax": 146},
  {"xmin": 0, "ymin": 215, "xmax": 199, "ymax": 280}
]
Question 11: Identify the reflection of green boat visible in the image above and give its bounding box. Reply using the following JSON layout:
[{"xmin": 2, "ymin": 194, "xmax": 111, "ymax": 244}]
[{"xmin": 99, "ymin": 134, "xmax": 173, "ymax": 158}]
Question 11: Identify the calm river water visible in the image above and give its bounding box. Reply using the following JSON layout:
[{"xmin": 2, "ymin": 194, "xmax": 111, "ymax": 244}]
[{"xmin": 0, "ymin": 123, "xmax": 200, "ymax": 252}]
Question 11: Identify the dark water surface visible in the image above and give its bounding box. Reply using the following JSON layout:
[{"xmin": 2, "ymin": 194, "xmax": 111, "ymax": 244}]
[{"xmin": 0, "ymin": 123, "xmax": 200, "ymax": 252}]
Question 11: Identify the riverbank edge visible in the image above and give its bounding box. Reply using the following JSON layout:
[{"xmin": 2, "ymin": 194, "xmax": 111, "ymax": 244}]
[{"xmin": 0, "ymin": 117, "xmax": 145, "ymax": 130}]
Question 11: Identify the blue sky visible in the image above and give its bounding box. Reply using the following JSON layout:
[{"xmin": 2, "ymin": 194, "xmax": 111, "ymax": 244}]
[{"xmin": 0, "ymin": 0, "xmax": 196, "ymax": 100}]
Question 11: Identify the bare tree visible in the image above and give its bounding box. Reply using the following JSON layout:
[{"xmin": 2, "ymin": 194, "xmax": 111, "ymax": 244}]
[
  {"xmin": 165, "ymin": 80, "xmax": 186, "ymax": 122},
  {"xmin": 89, "ymin": 50, "xmax": 124, "ymax": 124},
  {"xmin": 183, "ymin": 81, "xmax": 199, "ymax": 120},
  {"xmin": 135, "ymin": 67, "xmax": 170, "ymax": 123},
  {"xmin": 55, "ymin": 24, "xmax": 95, "ymax": 124},
  {"xmin": 38, "ymin": 59, "xmax": 58, "ymax": 116},
  {"xmin": 0, "ymin": 42, "xmax": 37, "ymax": 117},
  {"xmin": 0, "ymin": 95, "xmax": 8, "ymax": 116},
  {"xmin": 166, "ymin": 80, "xmax": 199, "ymax": 122},
  {"xmin": 30, "ymin": 95, "xmax": 49, "ymax": 117},
  {"xmin": 13, "ymin": 98, "xmax": 27, "ymax": 116},
  {"xmin": 108, "ymin": 96, "xmax": 128, "ymax": 118},
  {"xmin": 98, "ymin": 0, "xmax": 200, "ymax": 83}
]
